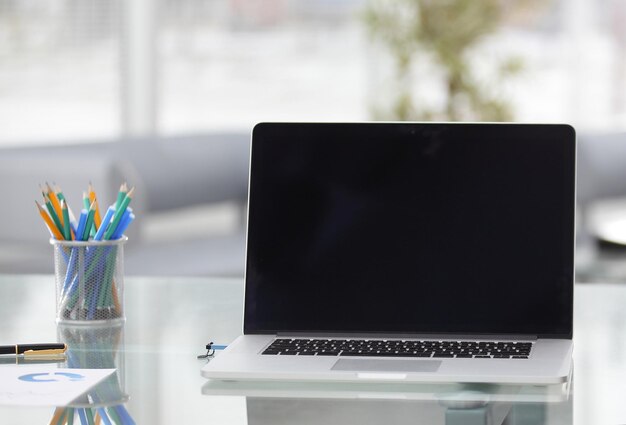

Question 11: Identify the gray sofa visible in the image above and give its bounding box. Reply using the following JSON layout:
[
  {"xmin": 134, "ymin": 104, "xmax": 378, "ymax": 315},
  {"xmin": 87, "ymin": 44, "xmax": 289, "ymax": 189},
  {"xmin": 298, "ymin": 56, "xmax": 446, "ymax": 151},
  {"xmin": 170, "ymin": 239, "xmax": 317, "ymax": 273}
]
[{"xmin": 0, "ymin": 133, "xmax": 250, "ymax": 276}]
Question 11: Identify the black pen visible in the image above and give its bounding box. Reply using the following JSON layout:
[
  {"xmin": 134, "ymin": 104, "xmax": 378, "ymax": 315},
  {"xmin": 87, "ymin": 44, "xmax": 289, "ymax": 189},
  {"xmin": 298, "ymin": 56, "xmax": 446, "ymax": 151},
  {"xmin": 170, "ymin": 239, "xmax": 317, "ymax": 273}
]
[{"xmin": 0, "ymin": 343, "xmax": 67, "ymax": 356}]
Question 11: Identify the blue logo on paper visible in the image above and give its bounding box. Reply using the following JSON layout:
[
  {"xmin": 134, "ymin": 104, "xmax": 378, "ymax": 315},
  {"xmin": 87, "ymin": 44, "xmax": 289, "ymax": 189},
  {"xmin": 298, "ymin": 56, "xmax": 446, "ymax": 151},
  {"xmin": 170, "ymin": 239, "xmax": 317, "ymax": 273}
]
[{"xmin": 18, "ymin": 372, "xmax": 85, "ymax": 382}]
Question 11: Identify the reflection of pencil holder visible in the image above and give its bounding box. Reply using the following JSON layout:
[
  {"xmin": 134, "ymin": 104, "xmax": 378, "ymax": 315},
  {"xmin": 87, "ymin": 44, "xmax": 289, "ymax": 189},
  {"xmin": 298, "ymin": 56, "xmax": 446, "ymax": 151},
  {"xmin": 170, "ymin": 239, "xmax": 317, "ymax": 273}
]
[
  {"xmin": 52, "ymin": 236, "xmax": 127, "ymax": 324},
  {"xmin": 57, "ymin": 323, "xmax": 128, "ymax": 407}
]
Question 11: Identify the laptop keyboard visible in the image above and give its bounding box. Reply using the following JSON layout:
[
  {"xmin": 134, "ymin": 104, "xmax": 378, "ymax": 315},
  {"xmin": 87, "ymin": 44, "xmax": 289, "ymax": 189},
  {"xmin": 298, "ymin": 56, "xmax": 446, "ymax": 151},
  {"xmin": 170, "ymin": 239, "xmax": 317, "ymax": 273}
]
[{"xmin": 262, "ymin": 338, "xmax": 532, "ymax": 359}]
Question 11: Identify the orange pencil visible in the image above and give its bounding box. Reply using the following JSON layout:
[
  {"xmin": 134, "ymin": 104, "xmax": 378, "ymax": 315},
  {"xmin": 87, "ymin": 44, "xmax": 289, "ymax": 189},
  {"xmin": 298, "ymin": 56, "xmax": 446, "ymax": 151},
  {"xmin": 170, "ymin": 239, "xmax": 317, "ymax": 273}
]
[
  {"xmin": 36, "ymin": 201, "xmax": 64, "ymax": 240},
  {"xmin": 45, "ymin": 183, "xmax": 64, "ymax": 227},
  {"xmin": 88, "ymin": 183, "xmax": 102, "ymax": 228},
  {"xmin": 48, "ymin": 407, "xmax": 65, "ymax": 425}
]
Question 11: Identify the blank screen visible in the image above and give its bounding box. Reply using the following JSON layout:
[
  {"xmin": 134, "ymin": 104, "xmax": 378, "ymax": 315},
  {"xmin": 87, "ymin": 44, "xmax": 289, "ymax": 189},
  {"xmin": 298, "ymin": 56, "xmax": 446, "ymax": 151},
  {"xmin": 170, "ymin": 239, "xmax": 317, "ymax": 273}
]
[{"xmin": 244, "ymin": 123, "xmax": 575, "ymax": 338}]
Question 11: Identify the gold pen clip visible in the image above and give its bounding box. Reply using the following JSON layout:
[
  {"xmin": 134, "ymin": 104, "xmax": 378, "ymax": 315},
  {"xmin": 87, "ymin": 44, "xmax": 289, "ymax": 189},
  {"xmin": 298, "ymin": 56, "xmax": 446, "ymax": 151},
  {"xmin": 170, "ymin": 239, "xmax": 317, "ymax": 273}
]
[{"xmin": 23, "ymin": 345, "xmax": 68, "ymax": 357}]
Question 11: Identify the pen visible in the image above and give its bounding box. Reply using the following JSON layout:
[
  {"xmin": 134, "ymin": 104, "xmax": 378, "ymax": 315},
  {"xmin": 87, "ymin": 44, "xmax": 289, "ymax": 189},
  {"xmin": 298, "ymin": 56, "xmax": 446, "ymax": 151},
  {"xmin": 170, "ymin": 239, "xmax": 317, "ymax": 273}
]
[
  {"xmin": 0, "ymin": 343, "xmax": 67, "ymax": 356},
  {"xmin": 0, "ymin": 355, "xmax": 67, "ymax": 365}
]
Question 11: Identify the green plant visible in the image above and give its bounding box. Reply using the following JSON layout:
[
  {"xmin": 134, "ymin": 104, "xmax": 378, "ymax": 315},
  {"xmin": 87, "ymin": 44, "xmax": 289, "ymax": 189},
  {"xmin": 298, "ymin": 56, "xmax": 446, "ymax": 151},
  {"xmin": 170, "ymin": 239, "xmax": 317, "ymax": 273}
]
[{"xmin": 363, "ymin": 0, "xmax": 539, "ymax": 121}]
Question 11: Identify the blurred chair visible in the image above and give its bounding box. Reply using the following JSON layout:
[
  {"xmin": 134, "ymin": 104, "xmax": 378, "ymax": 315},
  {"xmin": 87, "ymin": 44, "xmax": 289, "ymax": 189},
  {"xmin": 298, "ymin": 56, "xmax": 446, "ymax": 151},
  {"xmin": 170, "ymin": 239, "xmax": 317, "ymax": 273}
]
[{"xmin": 576, "ymin": 132, "xmax": 626, "ymax": 281}]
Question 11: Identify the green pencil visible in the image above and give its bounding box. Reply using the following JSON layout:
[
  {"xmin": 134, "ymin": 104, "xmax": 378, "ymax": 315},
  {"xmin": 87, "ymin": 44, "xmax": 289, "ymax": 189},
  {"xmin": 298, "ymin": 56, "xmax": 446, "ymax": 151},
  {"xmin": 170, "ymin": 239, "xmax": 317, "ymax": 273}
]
[
  {"xmin": 56, "ymin": 184, "xmax": 77, "ymax": 230},
  {"xmin": 85, "ymin": 407, "xmax": 95, "ymax": 425},
  {"xmin": 82, "ymin": 201, "xmax": 96, "ymax": 241},
  {"xmin": 43, "ymin": 194, "xmax": 64, "ymax": 238},
  {"xmin": 82, "ymin": 191, "xmax": 90, "ymax": 210},
  {"xmin": 114, "ymin": 182, "xmax": 128, "ymax": 211},
  {"xmin": 104, "ymin": 187, "xmax": 134, "ymax": 240},
  {"xmin": 61, "ymin": 199, "xmax": 71, "ymax": 240}
]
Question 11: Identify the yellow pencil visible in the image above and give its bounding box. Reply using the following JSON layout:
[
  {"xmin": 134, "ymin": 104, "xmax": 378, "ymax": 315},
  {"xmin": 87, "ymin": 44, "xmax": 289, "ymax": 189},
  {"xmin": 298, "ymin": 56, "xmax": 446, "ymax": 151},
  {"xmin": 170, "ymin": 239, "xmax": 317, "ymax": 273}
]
[
  {"xmin": 36, "ymin": 201, "xmax": 64, "ymax": 240},
  {"xmin": 46, "ymin": 183, "xmax": 64, "ymax": 227},
  {"xmin": 48, "ymin": 407, "xmax": 64, "ymax": 425},
  {"xmin": 111, "ymin": 279, "xmax": 122, "ymax": 315},
  {"xmin": 42, "ymin": 194, "xmax": 65, "ymax": 236},
  {"xmin": 88, "ymin": 183, "xmax": 102, "ymax": 228}
]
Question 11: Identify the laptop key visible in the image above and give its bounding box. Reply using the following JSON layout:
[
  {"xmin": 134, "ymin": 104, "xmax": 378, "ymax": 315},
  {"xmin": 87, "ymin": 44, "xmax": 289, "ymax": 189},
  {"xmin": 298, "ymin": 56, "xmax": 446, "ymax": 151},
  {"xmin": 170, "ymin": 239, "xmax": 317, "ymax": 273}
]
[{"xmin": 263, "ymin": 338, "xmax": 533, "ymax": 359}]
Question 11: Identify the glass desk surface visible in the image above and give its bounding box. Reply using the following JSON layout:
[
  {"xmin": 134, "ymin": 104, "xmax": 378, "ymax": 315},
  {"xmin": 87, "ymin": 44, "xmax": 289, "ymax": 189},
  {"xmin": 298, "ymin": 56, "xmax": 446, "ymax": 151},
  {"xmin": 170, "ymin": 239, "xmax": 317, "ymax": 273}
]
[{"xmin": 0, "ymin": 275, "xmax": 624, "ymax": 424}]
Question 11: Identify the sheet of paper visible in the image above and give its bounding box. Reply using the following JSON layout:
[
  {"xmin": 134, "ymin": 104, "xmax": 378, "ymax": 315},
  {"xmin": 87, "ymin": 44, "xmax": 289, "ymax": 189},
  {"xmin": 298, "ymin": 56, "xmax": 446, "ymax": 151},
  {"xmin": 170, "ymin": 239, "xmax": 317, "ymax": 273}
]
[{"xmin": 0, "ymin": 366, "xmax": 115, "ymax": 406}]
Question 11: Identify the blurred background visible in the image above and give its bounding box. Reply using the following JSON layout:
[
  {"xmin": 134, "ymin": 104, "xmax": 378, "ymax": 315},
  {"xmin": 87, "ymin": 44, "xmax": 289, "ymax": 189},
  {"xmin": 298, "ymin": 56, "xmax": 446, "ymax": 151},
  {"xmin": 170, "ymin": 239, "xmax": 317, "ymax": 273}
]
[{"xmin": 2, "ymin": 0, "xmax": 626, "ymax": 281}]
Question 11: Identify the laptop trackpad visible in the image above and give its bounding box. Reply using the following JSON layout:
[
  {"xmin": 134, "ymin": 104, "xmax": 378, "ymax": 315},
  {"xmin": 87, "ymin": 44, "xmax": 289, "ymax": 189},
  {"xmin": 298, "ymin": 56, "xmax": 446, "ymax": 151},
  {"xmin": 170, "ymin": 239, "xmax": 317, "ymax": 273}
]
[{"xmin": 331, "ymin": 359, "xmax": 441, "ymax": 373}]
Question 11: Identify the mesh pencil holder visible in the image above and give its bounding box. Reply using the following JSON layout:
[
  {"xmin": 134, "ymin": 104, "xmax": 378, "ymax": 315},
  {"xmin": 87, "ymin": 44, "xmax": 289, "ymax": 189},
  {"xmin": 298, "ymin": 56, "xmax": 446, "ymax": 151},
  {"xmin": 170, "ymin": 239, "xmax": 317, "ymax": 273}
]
[{"xmin": 52, "ymin": 236, "xmax": 127, "ymax": 324}]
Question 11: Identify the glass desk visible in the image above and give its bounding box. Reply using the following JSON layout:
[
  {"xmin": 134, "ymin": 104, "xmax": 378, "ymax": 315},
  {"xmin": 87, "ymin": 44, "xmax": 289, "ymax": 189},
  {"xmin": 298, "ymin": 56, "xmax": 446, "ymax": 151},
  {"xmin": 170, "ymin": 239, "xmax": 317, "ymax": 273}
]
[{"xmin": 0, "ymin": 275, "xmax": 624, "ymax": 424}]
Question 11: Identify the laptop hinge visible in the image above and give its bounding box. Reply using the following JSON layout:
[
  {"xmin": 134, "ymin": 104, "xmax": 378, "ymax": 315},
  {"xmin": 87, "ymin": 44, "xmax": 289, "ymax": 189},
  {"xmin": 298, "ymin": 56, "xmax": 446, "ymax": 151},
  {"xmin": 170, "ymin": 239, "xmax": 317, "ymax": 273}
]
[{"xmin": 275, "ymin": 332, "xmax": 538, "ymax": 341}]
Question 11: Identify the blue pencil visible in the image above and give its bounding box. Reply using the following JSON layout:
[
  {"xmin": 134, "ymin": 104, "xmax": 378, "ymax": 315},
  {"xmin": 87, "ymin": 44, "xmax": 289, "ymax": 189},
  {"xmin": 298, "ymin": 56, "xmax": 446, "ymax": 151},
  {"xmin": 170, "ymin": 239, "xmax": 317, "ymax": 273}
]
[
  {"xmin": 61, "ymin": 210, "xmax": 87, "ymax": 297},
  {"xmin": 94, "ymin": 206, "xmax": 115, "ymax": 241},
  {"xmin": 114, "ymin": 405, "xmax": 136, "ymax": 425},
  {"xmin": 111, "ymin": 210, "xmax": 134, "ymax": 240},
  {"xmin": 77, "ymin": 409, "xmax": 87, "ymax": 425},
  {"xmin": 96, "ymin": 408, "xmax": 113, "ymax": 425},
  {"xmin": 75, "ymin": 209, "xmax": 88, "ymax": 242}
]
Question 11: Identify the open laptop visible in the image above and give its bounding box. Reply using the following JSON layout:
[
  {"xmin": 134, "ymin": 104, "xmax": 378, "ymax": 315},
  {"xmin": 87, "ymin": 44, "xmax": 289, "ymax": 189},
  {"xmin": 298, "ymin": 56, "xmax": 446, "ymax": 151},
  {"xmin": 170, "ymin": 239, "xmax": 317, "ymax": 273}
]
[{"xmin": 202, "ymin": 122, "xmax": 576, "ymax": 384}]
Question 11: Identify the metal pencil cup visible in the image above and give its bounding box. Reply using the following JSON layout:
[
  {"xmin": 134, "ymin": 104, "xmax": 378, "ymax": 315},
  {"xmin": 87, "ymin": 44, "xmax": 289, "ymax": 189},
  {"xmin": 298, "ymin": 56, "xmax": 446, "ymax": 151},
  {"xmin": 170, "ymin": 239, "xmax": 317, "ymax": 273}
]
[{"xmin": 52, "ymin": 236, "xmax": 127, "ymax": 324}]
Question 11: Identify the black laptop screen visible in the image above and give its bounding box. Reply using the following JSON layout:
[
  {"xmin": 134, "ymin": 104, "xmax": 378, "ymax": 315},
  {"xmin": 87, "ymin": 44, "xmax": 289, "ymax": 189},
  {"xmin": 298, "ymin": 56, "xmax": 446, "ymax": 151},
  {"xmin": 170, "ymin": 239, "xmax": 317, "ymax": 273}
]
[{"xmin": 244, "ymin": 123, "xmax": 575, "ymax": 338}]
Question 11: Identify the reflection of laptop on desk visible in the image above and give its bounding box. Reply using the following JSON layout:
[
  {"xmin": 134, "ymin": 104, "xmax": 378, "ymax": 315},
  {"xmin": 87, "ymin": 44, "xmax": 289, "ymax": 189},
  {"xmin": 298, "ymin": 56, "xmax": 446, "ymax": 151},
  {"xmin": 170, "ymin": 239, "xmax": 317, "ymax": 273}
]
[
  {"xmin": 202, "ymin": 122, "xmax": 576, "ymax": 384},
  {"xmin": 202, "ymin": 380, "xmax": 572, "ymax": 425},
  {"xmin": 202, "ymin": 379, "xmax": 571, "ymax": 403}
]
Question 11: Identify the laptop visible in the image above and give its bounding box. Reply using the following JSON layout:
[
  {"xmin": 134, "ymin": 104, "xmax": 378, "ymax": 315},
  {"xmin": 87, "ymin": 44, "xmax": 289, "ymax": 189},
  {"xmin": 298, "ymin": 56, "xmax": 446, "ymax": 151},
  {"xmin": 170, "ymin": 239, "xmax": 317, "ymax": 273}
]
[{"xmin": 202, "ymin": 122, "xmax": 576, "ymax": 384}]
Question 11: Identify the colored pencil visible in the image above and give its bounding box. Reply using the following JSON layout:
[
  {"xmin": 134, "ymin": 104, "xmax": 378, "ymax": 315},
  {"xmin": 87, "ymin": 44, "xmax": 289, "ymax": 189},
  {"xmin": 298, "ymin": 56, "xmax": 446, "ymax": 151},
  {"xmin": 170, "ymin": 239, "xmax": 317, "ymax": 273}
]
[
  {"xmin": 114, "ymin": 183, "xmax": 128, "ymax": 211},
  {"xmin": 43, "ymin": 194, "xmax": 65, "ymax": 238},
  {"xmin": 104, "ymin": 188, "xmax": 134, "ymax": 240},
  {"xmin": 94, "ymin": 207, "xmax": 115, "ymax": 241},
  {"xmin": 82, "ymin": 201, "xmax": 96, "ymax": 241},
  {"xmin": 75, "ymin": 209, "xmax": 88, "ymax": 242},
  {"xmin": 56, "ymin": 184, "xmax": 78, "ymax": 229},
  {"xmin": 61, "ymin": 200, "xmax": 71, "ymax": 240},
  {"xmin": 49, "ymin": 407, "xmax": 64, "ymax": 425},
  {"xmin": 46, "ymin": 183, "xmax": 64, "ymax": 227},
  {"xmin": 36, "ymin": 201, "xmax": 64, "ymax": 240},
  {"xmin": 88, "ymin": 183, "xmax": 103, "ymax": 229},
  {"xmin": 111, "ymin": 211, "xmax": 134, "ymax": 240}
]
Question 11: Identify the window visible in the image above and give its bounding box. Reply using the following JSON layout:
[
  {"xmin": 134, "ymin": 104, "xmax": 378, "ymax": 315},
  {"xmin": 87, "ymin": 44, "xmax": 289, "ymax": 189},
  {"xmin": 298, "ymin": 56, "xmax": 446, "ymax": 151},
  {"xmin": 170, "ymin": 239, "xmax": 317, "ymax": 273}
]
[
  {"xmin": 1, "ymin": 0, "xmax": 625, "ymax": 147},
  {"xmin": 0, "ymin": 0, "xmax": 121, "ymax": 146}
]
